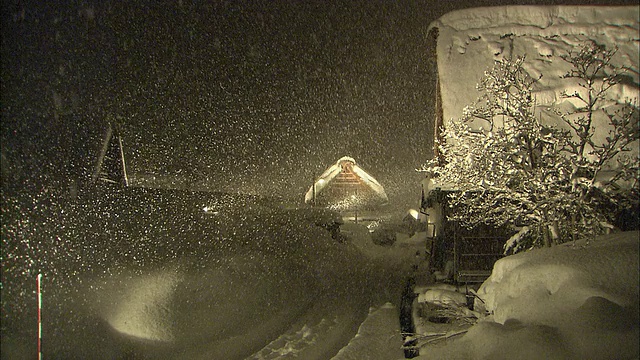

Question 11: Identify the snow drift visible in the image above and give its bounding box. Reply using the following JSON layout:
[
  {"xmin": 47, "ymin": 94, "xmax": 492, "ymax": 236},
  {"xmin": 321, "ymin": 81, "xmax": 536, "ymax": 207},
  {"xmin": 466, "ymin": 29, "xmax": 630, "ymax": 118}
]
[{"xmin": 416, "ymin": 231, "xmax": 639, "ymax": 360}]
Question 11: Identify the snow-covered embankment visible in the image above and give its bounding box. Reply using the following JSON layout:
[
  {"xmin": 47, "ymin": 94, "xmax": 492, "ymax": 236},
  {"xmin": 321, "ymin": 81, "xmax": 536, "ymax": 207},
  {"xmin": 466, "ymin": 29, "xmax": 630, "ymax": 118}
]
[{"xmin": 416, "ymin": 231, "xmax": 639, "ymax": 360}]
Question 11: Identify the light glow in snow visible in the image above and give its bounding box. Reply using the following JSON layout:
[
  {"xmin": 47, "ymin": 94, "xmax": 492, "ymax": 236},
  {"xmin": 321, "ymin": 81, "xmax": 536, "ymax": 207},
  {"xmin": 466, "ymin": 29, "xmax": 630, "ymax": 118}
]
[{"xmin": 100, "ymin": 270, "xmax": 181, "ymax": 342}]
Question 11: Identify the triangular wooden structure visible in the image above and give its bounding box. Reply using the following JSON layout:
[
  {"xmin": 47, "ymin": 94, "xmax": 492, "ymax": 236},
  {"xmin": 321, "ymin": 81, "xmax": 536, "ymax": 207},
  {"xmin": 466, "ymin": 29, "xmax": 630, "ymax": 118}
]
[{"xmin": 91, "ymin": 122, "xmax": 129, "ymax": 186}]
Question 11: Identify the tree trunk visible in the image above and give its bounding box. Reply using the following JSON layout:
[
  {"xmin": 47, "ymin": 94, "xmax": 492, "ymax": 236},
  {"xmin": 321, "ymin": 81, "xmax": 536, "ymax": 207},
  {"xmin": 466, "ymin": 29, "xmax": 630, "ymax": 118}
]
[
  {"xmin": 542, "ymin": 225, "xmax": 551, "ymax": 248},
  {"xmin": 549, "ymin": 221, "xmax": 560, "ymax": 245}
]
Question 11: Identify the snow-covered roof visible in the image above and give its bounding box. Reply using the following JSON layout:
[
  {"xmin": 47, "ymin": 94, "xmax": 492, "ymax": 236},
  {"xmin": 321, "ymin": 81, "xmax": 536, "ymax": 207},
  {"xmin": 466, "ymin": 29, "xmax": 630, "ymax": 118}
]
[
  {"xmin": 429, "ymin": 5, "xmax": 639, "ymax": 132},
  {"xmin": 426, "ymin": 5, "xmax": 639, "ymax": 188},
  {"xmin": 304, "ymin": 156, "xmax": 388, "ymax": 204}
]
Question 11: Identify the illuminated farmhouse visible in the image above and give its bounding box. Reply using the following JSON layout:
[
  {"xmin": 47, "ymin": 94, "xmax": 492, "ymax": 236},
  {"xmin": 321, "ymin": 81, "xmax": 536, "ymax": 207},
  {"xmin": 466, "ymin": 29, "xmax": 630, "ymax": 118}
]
[{"xmin": 305, "ymin": 156, "xmax": 388, "ymax": 211}]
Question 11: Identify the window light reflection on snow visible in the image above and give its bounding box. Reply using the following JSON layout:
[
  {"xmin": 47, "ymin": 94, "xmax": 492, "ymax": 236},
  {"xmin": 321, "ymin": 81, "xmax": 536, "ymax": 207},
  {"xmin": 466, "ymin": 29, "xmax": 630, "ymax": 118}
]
[{"xmin": 202, "ymin": 206, "xmax": 219, "ymax": 215}]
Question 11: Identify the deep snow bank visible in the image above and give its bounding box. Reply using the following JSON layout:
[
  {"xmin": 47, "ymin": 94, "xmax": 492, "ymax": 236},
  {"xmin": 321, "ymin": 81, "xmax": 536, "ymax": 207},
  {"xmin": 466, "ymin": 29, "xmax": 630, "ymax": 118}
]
[
  {"xmin": 477, "ymin": 231, "xmax": 639, "ymax": 324},
  {"xmin": 331, "ymin": 303, "xmax": 404, "ymax": 360},
  {"xmin": 417, "ymin": 231, "xmax": 639, "ymax": 360}
]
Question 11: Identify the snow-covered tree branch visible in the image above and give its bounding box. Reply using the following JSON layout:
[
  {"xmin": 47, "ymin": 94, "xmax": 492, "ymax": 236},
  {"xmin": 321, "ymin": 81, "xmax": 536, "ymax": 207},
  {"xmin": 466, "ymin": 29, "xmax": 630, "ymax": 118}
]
[{"xmin": 420, "ymin": 42, "xmax": 639, "ymax": 253}]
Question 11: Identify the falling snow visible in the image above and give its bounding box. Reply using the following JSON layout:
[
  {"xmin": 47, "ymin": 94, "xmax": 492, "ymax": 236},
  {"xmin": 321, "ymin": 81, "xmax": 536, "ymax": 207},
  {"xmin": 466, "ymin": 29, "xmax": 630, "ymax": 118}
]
[{"xmin": 2, "ymin": 1, "xmax": 638, "ymax": 359}]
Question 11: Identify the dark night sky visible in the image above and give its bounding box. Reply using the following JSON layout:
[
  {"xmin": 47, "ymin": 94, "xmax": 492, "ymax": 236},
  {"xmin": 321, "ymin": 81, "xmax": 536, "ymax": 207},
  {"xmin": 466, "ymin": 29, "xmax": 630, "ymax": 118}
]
[{"xmin": 1, "ymin": 0, "xmax": 636, "ymax": 203}]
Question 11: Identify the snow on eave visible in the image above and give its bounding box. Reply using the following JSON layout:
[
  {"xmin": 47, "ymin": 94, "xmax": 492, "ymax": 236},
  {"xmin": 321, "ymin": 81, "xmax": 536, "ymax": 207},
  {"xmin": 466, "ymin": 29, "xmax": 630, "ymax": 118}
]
[
  {"xmin": 427, "ymin": 5, "xmax": 640, "ymax": 33},
  {"xmin": 351, "ymin": 164, "xmax": 387, "ymax": 199},
  {"xmin": 421, "ymin": 176, "xmax": 457, "ymax": 194}
]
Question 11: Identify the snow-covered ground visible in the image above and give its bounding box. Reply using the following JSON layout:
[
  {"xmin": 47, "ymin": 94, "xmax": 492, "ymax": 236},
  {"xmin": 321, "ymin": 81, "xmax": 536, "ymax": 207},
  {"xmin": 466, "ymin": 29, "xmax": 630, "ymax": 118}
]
[
  {"xmin": 1, "ymin": 189, "xmax": 419, "ymax": 360},
  {"xmin": 3, "ymin": 4, "xmax": 638, "ymax": 359},
  {"xmin": 414, "ymin": 231, "xmax": 639, "ymax": 360},
  {"xmin": 332, "ymin": 303, "xmax": 405, "ymax": 360},
  {"xmin": 3, "ymin": 186, "xmax": 638, "ymax": 360}
]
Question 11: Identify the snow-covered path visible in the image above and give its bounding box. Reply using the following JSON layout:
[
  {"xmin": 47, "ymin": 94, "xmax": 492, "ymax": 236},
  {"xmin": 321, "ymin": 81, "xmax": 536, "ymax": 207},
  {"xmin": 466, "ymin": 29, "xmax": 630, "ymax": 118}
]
[
  {"xmin": 242, "ymin": 222, "xmax": 419, "ymax": 360},
  {"xmin": 1, "ymin": 201, "xmax": 418, "ymax": 360}
]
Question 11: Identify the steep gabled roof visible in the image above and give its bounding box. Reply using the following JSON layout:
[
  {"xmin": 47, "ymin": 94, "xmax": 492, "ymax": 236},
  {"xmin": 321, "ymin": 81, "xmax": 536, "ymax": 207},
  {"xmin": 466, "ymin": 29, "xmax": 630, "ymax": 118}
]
[
  {"xmin": 92, "ymin": 122, "xmax": 129, "ymax": 186},
  {"xmin": 304, "ymin": 156, "xmax": 388, "ymax": 204}
]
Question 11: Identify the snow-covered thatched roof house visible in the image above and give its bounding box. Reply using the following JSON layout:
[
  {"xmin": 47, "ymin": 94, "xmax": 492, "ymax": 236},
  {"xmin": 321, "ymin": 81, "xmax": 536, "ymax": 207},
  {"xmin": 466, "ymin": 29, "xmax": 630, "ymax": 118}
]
[{"xmin": 305, "ymin": 156, "xmax": 388, "ymax": 210}]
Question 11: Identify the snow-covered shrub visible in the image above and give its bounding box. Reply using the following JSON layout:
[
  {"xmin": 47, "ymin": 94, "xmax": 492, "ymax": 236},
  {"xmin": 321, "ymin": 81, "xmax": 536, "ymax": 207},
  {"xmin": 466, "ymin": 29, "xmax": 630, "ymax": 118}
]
[
  {"xmin": 421, "ymin": 42, "xmax": 639, "ymax": 253},
  {"xmin": 371, "ymin": 227, "xmax": 397, "ymax": 247}
]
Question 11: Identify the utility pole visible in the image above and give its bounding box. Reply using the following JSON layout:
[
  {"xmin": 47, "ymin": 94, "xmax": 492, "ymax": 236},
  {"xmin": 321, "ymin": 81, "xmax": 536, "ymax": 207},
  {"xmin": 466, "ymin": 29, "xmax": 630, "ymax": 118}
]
[{"xmin": 354, "ymin": 188, "xmax": 358, "ymax": 224}]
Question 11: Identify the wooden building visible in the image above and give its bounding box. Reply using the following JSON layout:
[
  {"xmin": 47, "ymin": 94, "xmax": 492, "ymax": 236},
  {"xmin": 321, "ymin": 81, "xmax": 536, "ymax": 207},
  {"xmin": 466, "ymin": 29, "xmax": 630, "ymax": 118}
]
[{"xmin": 420, "ymin": 177, "xmax": 511, "ymax": 284}]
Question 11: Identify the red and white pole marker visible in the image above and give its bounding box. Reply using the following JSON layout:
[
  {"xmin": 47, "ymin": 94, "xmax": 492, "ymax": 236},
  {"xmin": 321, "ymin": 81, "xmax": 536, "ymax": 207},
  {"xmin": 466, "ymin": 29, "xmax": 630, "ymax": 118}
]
[{"xmin": 37, "ymin": 273, "xmax": 42, "ymax": 360}]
